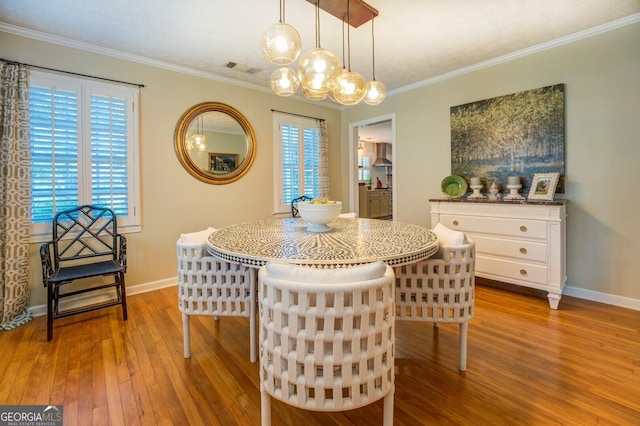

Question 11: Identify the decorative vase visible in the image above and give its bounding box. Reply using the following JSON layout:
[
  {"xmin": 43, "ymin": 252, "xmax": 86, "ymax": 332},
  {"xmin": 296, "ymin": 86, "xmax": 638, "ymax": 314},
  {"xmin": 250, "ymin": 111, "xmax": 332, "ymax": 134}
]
[{"xmin": 489, "ymin": 181, "xmax": 501, "ymax": 201}]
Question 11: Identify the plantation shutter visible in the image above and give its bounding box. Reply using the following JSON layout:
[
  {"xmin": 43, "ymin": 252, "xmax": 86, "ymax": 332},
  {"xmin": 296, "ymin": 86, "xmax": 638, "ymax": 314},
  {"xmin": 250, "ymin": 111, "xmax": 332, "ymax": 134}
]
[
  {"xmin": 29, "ymin": 85, "xmax": 80, "ymax": 223},
  {"xmin": 89, "ymin": 93, "xmax": 129, "ymax": 217},
  {"xmin": 281, "ymin": 123, "xmax": 300, "ymax": 205},
  {"xmin": 28, "ymin": 70, "xmax": 140, "ymax": 237},
  {"xmin": 302, "ymin": 126, "xmax": 320, "ymax": 198},
  {"xmin": 273, "ymin": 113, "xmax": 323, "ymax": 214}
]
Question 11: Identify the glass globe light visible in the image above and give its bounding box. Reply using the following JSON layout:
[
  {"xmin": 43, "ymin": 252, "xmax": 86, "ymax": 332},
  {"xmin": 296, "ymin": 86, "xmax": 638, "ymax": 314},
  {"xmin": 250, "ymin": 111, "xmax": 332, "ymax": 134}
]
[
  {"xmin": 302, "ymin": 86, "xmax": 329, "ymax": 101},
  {"xmin": 270, "ymin": 67, "xmax": 299, "ymax": 96},
  {"xmin": 261, "ymin": 23, "xmax": 301, "ymax": 65},
  {"xmin": 364, "ymin": 80, "xmax": 387, "ymax": 105},
  {"xmin": 333, "ymin": 70, "xmax": 366, "ymax": 105},
  {"xmin": 298, "ymin": 48, "xmax": 342, "ymax": 94},
  {"xmin": 190, "ymin": 133, "xmax": 206, "ymax": 149}
]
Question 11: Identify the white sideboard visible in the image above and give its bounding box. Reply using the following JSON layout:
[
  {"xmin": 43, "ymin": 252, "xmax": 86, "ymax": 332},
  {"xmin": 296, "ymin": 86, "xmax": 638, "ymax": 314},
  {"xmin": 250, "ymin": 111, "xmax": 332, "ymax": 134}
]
[{"xmin": 430, "ymin": 199, "xmax": 567, "ymax": 309}]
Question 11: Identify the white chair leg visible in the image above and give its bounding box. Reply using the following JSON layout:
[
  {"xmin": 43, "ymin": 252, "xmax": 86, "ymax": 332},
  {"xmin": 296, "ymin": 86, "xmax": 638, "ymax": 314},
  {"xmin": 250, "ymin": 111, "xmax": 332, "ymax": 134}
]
[
  {"xmin": 261, "ymin": 390, "xmax": 271, "ymax": 426},
  {"xmin": 182, "ymin": 313, "xmax": 191, "ymax": 359},
  {"xmin": 383, "ymin": 385, "xmax": 394, "ymax": 426},
  {"xmin": 250, "ymin": 267, "xmax": 257, "ymax": 363},
  {"xmin": 250, "ymin": 310, "xmax": 257, "ymax": 363},
  {"xmin": 459, "ymin": 322, "xmax": 468, "ymax": 371}
]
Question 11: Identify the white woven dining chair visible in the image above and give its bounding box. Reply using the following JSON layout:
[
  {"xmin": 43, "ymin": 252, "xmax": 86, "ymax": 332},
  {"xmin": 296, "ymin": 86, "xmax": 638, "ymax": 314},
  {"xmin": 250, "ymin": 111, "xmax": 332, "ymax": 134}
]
[
  {"xmin": 176, "ymin": 231, "xmax": 256, "ymax": 362},
  {"xmin": 394, "ymin": 233, "xmax": 475, "ymax": 371},
  {"xmin": 258, "ymin": 261, "xmax": 396, "ymax": 426}
]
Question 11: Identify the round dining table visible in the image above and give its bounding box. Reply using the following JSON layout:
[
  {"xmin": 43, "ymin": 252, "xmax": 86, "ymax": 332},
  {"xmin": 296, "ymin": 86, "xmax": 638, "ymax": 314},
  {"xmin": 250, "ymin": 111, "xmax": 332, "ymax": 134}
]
[{"xmin": 206, "ymin": 217, "xmax": 439, "ymax": 268}]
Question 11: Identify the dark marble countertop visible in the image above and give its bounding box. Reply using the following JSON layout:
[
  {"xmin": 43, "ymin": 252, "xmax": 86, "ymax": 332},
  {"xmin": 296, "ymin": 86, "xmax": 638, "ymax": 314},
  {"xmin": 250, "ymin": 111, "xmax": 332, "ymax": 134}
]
[{"xmin": 429, "ymin": 197, "xmax": 567, "ymax": 206}]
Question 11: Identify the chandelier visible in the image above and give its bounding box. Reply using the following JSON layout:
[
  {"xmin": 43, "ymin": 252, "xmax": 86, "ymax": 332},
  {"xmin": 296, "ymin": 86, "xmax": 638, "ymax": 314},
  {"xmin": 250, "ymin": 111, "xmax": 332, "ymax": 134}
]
[
  {"xmin": 262, "ymin": 0, "xmax": 384, "ymax": 106},
  {"xmin": 364, "ymin": 16, "xmax": 385, "ymax": 105},
  {"xmin": 188, "ymin": 116, "xmax": 207, "ymax": 151}
]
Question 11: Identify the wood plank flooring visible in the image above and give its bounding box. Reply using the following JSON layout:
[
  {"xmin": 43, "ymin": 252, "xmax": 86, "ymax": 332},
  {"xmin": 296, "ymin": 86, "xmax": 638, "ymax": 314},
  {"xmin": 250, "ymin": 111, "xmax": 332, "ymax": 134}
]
[{"xmin": 1, "ymin": 279, "xmax": 639, "ymax": 425}]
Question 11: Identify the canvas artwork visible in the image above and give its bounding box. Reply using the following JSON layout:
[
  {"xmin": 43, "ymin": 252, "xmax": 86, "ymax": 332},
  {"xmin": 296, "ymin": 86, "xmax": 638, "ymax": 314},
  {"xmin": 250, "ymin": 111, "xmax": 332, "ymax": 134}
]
[{"xmin": 450, "ymin": 84, "xmax": 565, "ymax": 194}]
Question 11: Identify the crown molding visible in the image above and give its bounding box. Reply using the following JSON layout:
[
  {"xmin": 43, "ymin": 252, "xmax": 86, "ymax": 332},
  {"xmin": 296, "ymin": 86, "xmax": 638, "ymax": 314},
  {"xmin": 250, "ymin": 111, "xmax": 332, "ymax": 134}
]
[
  {"xmin": 387, "ymin": 13, "xmax": 640, "ymax": 97},
  {"xmin": 2, "ymin": 12, "xmax": 638, "ymax": 104},
  {"xmin": 0, "ymin": 22, "xmax": 274, "ymax": 92}
]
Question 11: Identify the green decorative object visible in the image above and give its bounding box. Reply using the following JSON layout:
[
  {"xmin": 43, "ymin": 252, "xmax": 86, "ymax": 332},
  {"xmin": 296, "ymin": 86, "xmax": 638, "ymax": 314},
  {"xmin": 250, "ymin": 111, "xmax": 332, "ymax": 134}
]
[{"xmin": 441, "ymin": 175, "xmax": 468, "ymax": 198}]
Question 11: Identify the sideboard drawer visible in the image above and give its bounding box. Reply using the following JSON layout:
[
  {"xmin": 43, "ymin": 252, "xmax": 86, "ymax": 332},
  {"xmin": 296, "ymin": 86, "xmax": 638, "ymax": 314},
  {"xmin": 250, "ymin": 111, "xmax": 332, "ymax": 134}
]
[
  {"xmin": 476, "ymin": 256, "xmax": 548, "ymax": 286},
  {"xmin": 440, "ymin": 214, "xmax": 547, "ymax": 240},
  {"xmin": 472, "ymin": 235, "xmax": 547, "ymax": 263}
]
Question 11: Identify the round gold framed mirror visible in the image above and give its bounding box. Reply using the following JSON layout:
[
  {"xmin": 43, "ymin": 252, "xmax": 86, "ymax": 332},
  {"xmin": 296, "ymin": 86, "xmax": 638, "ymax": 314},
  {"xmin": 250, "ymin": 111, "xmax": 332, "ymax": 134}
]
[{"xmin": 174, "ymin": 102, "xmax": 256, "ymax": 184}]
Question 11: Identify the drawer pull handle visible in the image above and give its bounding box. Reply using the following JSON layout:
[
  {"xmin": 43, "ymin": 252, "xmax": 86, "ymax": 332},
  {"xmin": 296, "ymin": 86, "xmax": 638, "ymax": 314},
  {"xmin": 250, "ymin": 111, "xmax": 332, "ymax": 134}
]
[
  {"xmin": 519, "ymin": 247, "xmax": 527, "ymax": 254},
  {"xmin": 452, "ymin": 220, "xmax": 459, "ymax": 226},
  {"xmin": 520, "ymin": 225, "xmax": 528, "ymax": 232},
  {"xmin": 520, "ymin": 269, "xmax": 527, "ymax": 276}
]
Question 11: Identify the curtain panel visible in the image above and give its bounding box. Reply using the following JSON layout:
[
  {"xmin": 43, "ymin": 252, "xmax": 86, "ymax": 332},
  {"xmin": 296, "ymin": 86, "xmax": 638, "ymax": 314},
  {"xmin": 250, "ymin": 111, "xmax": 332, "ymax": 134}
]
[
  {"xmin": 0, "ymin": 60, "xmax": 33, "ymax": 329},
  {"xmin": 318, "ymin": 120, "xmax": 330, "ymax": 199}
]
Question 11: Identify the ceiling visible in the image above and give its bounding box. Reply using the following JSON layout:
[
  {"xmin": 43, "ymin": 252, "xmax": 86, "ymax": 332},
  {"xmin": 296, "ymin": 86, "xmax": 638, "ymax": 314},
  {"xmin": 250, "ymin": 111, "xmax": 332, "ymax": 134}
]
[
  {"xmin": 1, "ymin": 1, "xmax": 638, "ymax": 100},
  {"xmin": 358, "ymin": 120, "xmax": 393, "ymax": 143}
]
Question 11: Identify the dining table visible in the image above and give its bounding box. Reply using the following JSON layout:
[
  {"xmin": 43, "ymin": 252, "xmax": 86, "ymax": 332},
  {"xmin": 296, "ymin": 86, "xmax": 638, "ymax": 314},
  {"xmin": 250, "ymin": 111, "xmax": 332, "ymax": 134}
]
[
  {"xmin": 206, "ymin": 217, "xmax": 439, "ymax": 269},
  {"xmin": 206, "ymin": 216, "xmax": 438, "ymax": 363}
]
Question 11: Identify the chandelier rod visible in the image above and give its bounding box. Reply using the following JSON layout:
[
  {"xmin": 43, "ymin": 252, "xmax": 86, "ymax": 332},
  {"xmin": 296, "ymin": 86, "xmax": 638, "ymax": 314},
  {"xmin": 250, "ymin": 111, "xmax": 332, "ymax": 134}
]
[
  {"xmin": 371, "ymin": 16, "xmax": 377, "ymax": 79},
  {"xmin": 341, "ymin": 19, "xmax": 346, "ymax": 66},
  {"xmin": 315, "ymin": 0, "xmax": 321, "ymax": 47},
  {"xmin": 347, "ymin": 0, "xmax": 352, "ymax": 71}
]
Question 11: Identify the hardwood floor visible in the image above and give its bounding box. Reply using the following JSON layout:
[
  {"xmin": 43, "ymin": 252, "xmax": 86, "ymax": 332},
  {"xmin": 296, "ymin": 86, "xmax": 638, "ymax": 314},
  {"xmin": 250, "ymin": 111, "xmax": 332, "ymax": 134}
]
[{"xmin": 1, "ymin": 279, "xmax": 639, "ymax": 425}]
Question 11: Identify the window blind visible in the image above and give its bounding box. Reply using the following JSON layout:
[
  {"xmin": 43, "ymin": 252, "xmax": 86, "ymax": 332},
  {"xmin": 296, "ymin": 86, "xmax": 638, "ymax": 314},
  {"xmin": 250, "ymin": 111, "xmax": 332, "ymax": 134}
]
[
  {"xmin": 28, "ymin": 70, "xmax": 140, "ymax": 237},
  {"xmin": 90, "ymin": 95, "xmax": 129, "ymax": 217},
  {"xmin": 30, "ymin": 86, "xmax": 79, "ymax": 223}
]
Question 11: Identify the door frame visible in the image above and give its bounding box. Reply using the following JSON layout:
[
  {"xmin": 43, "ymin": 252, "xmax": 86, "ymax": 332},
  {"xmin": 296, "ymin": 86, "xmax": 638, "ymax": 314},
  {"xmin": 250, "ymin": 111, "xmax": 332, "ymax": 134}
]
[{"xmin": 348, "ymin": 113, "xmax": 396, "ymax": 218}]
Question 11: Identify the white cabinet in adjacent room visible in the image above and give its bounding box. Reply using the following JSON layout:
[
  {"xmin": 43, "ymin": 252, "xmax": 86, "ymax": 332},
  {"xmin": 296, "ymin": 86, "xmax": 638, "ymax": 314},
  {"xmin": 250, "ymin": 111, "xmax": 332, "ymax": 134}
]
[{"xmin": 360, "ymin": 187, "xmax": 392, "ymax": 219}]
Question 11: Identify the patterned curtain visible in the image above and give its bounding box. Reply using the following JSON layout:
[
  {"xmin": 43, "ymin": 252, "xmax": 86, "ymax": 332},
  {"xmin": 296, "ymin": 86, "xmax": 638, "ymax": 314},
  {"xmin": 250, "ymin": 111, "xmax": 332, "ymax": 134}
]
[
  {"xmin": 318, "ymin": 120, "xmax": 330, "ymax": 199},
  {"xmin": 0, "ymin": 60, "xmax": 33, "ymax": 329}
]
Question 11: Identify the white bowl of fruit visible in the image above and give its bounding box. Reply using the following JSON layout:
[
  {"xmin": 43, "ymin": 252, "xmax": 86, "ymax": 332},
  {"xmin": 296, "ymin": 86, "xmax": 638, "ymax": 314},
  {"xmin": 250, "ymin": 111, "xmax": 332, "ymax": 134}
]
[{"xmin": 297, "ymin": 199, "xmax": 342, "ymax": 232}]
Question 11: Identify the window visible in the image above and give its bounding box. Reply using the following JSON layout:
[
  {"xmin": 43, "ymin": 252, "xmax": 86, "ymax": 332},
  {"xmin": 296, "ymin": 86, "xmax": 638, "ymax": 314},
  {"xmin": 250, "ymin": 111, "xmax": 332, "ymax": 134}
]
[
  {"xmin": 358, "ymin": 154, "xmax": 371, "ymax": 182},
  {"xmin": 273, "ymin": 113, "xmax": 321, "ymax": 214},
  {"xmin": 29, "ymin": 71, "xmax": 140, "ymax": 238}
]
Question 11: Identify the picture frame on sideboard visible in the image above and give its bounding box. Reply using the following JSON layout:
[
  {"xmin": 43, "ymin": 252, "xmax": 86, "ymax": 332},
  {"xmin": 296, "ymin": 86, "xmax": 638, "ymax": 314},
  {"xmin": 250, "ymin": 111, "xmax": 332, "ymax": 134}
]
[{"xmin": 527, "ymin": 172, "xmax": 560, "ymax": 201}]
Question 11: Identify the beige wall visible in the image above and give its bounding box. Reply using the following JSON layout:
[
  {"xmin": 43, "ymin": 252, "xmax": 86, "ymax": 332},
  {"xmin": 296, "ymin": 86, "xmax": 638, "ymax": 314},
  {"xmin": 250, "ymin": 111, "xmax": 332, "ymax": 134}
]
[
  {"xmin": 1, "ymin": 31, "xmax": 343, "ymax": 307},
  {"xmin": 2, "ymin": 21, "xmax": 639, "ymax": 307},
  {"xmin": 342, "ymin": 22, "xmax": 640, "ymax": 301}
]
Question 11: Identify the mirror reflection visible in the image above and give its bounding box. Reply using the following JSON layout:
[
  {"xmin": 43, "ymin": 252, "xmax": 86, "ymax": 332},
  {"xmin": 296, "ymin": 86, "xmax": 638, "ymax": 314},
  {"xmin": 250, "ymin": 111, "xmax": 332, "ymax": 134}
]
[
  {"xmin": 174, "ymin": 102, "xmax": 256, "ymax": 184},
  {"xmin": 186, "ymin": 111, "xmax": 245, "ymax": 173}
]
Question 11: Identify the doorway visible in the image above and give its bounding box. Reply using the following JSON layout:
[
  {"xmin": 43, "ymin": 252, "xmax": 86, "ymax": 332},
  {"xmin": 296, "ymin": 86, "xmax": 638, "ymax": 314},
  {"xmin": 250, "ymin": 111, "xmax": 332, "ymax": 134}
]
[{"xmin": 348, "ymin": 114, "xmax": 396, "ymax": 219}]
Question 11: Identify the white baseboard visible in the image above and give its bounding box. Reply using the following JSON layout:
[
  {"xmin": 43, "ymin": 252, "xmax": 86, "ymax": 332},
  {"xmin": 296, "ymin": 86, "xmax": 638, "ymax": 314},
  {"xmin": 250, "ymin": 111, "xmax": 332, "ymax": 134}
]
[
  {"xmin": 28, "ymin": 277, "xmax": 178, "ymax": 318},
  {"xmin": 29, "ymin": 277, "xmax": 639, "ymax": 317},
  {"xmin": 563, "ymin": 285, "xmax": 640, "ymax": 311}
]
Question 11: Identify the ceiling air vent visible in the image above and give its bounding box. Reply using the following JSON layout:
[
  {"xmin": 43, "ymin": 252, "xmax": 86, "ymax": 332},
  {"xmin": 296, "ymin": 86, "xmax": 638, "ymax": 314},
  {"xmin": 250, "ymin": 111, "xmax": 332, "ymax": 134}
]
[{"xmin": 225, "ymin": 62, "xmax": 261, "ymax": 75}]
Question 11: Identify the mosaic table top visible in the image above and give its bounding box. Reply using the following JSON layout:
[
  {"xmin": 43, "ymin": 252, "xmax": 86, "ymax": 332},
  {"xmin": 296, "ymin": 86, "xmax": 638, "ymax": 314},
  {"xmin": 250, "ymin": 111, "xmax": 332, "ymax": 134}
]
[{"xmin": 207, "ymin": 217, "xmax": 438, "ymax": 268}]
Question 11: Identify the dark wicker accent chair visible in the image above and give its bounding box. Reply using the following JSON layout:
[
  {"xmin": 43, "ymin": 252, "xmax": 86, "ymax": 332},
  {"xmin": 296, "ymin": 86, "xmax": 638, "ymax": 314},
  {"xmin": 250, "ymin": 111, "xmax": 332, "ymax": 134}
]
[{"xmin": 40, "ymin": 205, "xmax": 127, "ymax": 341}]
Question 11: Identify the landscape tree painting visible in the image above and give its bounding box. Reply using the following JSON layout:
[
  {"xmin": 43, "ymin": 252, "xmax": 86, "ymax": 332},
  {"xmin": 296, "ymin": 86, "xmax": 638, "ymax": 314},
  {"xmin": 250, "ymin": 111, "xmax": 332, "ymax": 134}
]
[{"xmin": 450, "ymin": 84, "xmax": 565, "ymax": 194}]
